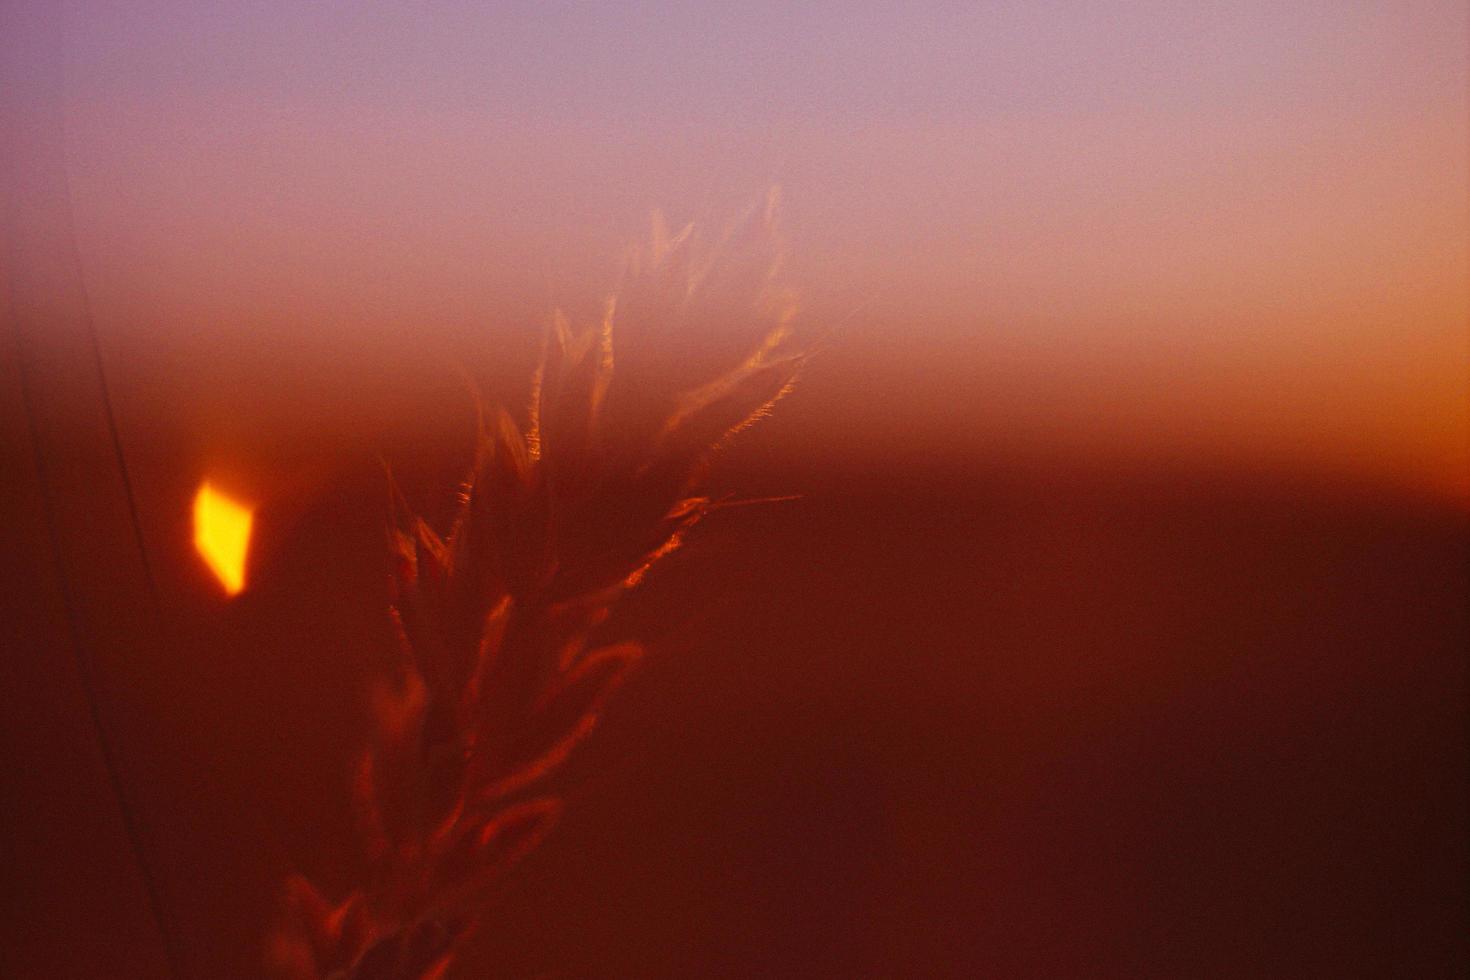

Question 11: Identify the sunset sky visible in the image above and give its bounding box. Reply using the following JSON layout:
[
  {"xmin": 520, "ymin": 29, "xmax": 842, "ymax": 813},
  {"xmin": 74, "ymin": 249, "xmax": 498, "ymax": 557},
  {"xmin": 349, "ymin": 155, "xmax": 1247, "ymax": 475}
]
[
  {"xmin": 4, "ymin": 6, "xmax": 1466, "ymax": 976},
  {"xmin": 49, "ymin": 0, "xmax": 1470, "ymax": 499}
]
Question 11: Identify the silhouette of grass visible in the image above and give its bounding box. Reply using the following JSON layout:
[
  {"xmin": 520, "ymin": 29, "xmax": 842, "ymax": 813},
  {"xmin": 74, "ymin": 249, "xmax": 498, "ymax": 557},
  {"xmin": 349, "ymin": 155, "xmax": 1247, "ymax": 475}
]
[{"xmin": 270, "ymin": 192, "xmax": 806, "ymax": 979}]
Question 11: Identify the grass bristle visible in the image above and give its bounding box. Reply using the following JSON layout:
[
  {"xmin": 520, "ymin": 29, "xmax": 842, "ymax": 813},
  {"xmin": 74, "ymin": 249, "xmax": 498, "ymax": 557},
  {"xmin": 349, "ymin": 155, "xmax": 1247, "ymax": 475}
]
[{"xmin": 271, "ymin": 199, "xmax": 807, "ymax": 979}]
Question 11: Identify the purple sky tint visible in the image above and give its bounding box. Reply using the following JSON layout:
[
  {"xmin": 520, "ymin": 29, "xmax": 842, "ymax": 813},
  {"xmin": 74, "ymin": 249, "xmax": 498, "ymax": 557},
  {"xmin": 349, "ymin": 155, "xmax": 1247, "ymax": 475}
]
[{"xmin": 40, "ymin": 1, "xmax": 1470, "ymax": 496}]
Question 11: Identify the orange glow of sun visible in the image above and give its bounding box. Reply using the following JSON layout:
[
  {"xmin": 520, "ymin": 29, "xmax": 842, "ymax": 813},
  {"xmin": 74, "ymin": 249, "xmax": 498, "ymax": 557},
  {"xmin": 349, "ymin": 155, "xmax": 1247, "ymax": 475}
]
[{"xmin": 193, "ymin": 482, "xmax": 253, "ymax": 596}]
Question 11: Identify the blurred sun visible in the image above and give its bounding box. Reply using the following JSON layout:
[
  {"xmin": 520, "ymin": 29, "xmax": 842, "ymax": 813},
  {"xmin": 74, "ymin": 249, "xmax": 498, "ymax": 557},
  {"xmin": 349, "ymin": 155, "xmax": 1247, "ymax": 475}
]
[{"xmin": 193, "ymin": 482, "xmax": 253, "ymax": 596}]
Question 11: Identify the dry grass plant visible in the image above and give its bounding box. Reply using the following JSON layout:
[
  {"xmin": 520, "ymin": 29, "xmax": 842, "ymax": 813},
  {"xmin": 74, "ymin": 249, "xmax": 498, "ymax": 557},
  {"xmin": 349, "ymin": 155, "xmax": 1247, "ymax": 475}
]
[{"xmin": 270, "ymin": 193, "xmax": 807, "ymax": 979}]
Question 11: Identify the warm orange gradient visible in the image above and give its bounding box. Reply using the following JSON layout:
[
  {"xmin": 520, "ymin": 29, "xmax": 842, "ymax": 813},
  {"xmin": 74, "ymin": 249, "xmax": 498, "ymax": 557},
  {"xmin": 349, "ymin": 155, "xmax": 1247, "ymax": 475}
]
[
  {"xmin": 193, "ymin": 482, "xmax": 252, "ymax": 596},
  {"xmin": 4, "ymin": 7, "xmax": 1466, "ymax": 979},
  {"xmin": 51, "ymin": 1, "xmax": 1466, "ymax": 504}
]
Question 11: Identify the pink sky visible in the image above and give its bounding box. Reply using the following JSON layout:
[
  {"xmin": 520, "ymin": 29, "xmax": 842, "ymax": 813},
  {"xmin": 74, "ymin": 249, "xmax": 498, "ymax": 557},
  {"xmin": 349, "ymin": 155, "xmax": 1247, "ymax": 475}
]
[{"xmin": 47, "ymin": 1, "xmax": 1470, "ymax": 499}]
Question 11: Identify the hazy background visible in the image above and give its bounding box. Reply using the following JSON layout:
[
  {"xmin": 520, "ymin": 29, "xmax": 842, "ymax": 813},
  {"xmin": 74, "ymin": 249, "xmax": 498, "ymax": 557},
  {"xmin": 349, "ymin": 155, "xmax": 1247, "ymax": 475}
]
[
  {"xmin": 53, "ymin": 0, "xmax": 1469, "ymax": 501},
  {"xmin": 3, "ymin": 3, "xmax": 1466, "ymax": 977}
]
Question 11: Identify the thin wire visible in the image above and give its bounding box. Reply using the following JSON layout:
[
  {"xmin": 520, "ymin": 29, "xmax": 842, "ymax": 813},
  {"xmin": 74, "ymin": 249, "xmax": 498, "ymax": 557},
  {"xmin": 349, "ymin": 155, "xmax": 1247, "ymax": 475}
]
[
  {"xmin": 11, "ymin": 327, "xmax": 185, "ymax": 980},
  {"xmin": 7, "ymin": 3, "xmax": 187, "ymax": 975}
]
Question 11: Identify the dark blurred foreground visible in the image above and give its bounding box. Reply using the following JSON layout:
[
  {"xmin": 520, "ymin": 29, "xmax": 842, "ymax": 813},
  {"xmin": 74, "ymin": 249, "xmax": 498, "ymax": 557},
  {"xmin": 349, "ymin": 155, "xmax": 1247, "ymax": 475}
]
[{"xmin": 3, "ymin": 425, "xmax": 1465, "ymax": 977}]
